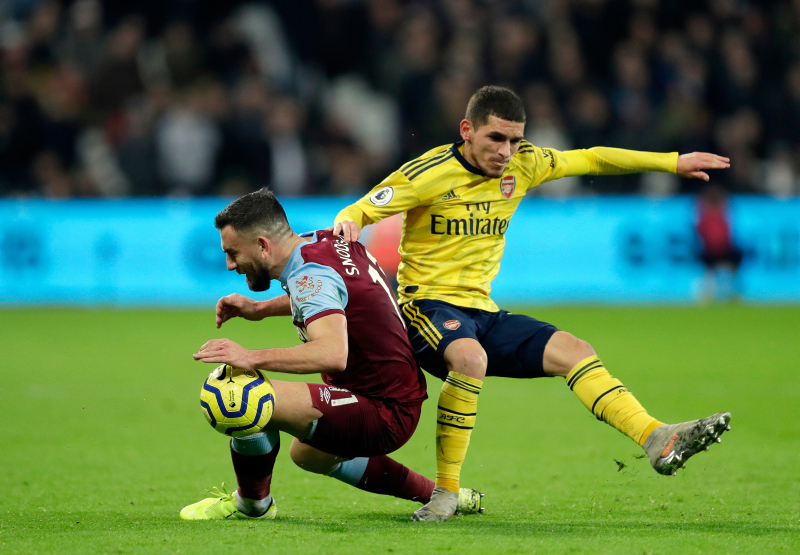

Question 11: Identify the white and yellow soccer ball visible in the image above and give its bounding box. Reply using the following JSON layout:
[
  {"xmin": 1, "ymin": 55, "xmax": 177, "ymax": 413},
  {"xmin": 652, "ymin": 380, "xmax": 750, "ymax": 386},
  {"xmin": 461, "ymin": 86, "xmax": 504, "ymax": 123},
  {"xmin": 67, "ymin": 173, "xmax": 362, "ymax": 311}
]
[{"xmin": 200, "ymin": 364, "xmax": 276, "ymax": 437}]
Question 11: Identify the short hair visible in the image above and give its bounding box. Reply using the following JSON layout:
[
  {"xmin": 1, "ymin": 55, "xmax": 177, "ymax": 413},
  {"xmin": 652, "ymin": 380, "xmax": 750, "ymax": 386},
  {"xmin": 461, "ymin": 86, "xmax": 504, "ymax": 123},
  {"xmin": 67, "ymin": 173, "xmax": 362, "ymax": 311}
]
[
  {"xmin": 214, "ymin": 188, "xmax": 291, "ymax": 239},
  {"xmin": 465, "ymin": 85, "xmax": 526, "ymax": 128}
]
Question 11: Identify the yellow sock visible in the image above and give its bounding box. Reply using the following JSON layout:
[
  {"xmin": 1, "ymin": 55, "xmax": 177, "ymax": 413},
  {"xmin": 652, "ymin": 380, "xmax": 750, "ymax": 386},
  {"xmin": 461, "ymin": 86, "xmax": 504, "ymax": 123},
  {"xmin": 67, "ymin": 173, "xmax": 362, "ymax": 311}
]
[
  {"xmin": 435, "ymin": 371, "xmax": 482, "ymax": 492},
  {"xmin": 566, "ymin": 356, "xmax": 663, "ymax": 445}
]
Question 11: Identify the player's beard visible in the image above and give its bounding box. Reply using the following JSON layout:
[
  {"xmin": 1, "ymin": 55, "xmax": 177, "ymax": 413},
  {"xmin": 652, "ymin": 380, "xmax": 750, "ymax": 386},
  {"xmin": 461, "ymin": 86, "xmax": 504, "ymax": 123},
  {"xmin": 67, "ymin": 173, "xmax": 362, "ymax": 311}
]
[{"xmin": 246, "ymin": 264, "xmax": 272, "ymax": 292}]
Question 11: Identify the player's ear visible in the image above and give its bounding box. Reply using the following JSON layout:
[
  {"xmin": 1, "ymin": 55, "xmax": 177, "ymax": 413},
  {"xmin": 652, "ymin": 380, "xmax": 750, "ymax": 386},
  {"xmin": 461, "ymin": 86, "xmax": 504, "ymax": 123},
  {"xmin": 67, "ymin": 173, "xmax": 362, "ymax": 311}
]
[
  {"xmin": 459, "ymin": 119, "xmax": 472, "ymax": 142},
  {"xmin": 257, "ymin": 236, "xmax": 271, "ymax": 259}
]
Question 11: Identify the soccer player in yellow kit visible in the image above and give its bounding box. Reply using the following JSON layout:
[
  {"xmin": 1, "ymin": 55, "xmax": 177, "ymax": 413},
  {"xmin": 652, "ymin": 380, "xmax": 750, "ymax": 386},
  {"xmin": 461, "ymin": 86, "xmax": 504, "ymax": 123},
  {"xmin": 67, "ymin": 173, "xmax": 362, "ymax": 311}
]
[{"xmin": 333, "ymin": 86, "xmax": 732, "ymax": 521}]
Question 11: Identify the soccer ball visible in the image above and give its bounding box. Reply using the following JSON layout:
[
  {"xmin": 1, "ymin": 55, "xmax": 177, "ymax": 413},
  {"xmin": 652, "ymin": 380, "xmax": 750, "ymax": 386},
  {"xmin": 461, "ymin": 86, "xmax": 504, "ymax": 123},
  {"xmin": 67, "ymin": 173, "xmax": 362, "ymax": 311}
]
[{"xmin": 200, "ymin": 364, "xmax": 276, "ymax": 437}]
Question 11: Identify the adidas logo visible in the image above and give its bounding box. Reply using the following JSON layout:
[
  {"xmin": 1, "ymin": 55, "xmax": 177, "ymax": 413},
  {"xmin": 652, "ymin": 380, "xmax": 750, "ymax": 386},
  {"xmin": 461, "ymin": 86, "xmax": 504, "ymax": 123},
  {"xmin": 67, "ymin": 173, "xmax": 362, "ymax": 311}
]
[{"xmin": 441, "ymin": 190, "xmax": 460, "ymax": 201}]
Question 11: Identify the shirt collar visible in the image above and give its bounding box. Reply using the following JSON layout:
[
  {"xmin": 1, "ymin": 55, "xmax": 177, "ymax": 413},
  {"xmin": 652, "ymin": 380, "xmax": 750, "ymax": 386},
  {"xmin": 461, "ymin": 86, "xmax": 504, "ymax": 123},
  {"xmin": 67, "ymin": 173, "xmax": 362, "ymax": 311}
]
[{"xmin": 451, "ymin": 140, "xmax": 485, "ymax": 176}]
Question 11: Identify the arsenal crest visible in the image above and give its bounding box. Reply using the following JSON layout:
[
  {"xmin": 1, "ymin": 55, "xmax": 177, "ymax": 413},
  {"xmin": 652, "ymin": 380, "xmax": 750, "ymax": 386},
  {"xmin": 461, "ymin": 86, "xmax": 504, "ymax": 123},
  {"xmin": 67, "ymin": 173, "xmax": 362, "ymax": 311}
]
[
  {"xmin": 443, "ymin": 320, "xmax": 461, "ymax": 330},
  {"xmin": 500, "ymin": 176, "xmax": 516, "ymax": 199}
]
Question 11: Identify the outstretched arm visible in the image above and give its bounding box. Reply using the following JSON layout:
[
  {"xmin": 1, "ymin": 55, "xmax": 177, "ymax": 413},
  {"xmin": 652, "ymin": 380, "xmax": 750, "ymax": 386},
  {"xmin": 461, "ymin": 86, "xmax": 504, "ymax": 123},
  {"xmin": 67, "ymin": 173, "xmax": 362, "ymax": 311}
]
[{"xmin": 558, "ymin": 147, "xmax": 729, "ymax": 179}]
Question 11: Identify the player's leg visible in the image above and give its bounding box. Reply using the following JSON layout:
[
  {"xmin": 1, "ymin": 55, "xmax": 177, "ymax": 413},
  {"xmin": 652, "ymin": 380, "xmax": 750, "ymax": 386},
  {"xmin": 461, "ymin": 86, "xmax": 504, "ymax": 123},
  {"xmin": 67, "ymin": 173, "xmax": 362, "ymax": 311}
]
[
  {"xmin": 227, "ymin": 430, "xmax": 280, "ymax": 517},
  {"xmin": 436, "ymin": 337, "xmax": 484, "ymax": 491},
  {"xmin": 292, "ymin": 382, "xmax": 481, "ymax": 508},
  {"xmin": 402, "ymin": 300, "xmax": 485, "ymax": 521},
  {"xmin": 179, "ymin": 429, "xmax": 281, "ymax": 520},
  {"xmin": 542, "ymin": 330, "xmax": 665, "ymax": 445},
  {"xmin": 478, "ymin": 312, "xmax": 665, "ymax": 446},
  {"xmin": 542, "ymin": 330, "xmax": 731, "ymax": 475},
  {"xmin": 294, "ymin": 382, "xmax": 486, "ymax": 513},
  {"xmin": 229, "ymin": 379, "xmax": 328, "ymax": 516},
  {"xmin": 289, "ymin": 440, "xmax": 434, "ymax": 503},
  {"xmin": 180, "ymin": 380, "xmax": 320, "ymax": 520},
  {"xmin": 290, "ymin": 440, "xmax": 484, "ymax": 513}
]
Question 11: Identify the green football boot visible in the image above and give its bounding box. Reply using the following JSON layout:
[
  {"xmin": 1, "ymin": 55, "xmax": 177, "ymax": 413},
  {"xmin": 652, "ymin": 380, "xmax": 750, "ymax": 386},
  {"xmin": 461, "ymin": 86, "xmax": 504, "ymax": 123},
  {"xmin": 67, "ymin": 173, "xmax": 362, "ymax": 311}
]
[
  {"xmin": 180, "ymin": 485, "xmax": 277, "ymax": 520},
  {"xmin": 642, "ymin": 412, "xmax": 731, "ymax": 476}
]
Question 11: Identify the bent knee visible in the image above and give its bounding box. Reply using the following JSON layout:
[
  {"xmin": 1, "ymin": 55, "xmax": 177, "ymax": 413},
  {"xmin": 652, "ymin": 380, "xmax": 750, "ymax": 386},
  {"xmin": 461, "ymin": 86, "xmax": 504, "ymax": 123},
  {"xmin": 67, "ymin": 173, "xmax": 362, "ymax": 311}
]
[
  {"xmin": 289, "ymin": 439, "xmax": 339, "ymax": 475},
  {"xmin": 543, "ymin": 331, "xmax": 596, "ymax": 377},
  {"xmin": 289, "ymin": 441, "xmax": 323, "ymax": 473},
  {"xmin": 443, "ymin": 338, "xmax": 488, "ymax": 380},
  {"xmin": 571, "ymin": 336, "xmax": 596, "ymax": 361},
  {"xmin": 289, "ymin": 441, "xmax": 309, "ymax": 468}
]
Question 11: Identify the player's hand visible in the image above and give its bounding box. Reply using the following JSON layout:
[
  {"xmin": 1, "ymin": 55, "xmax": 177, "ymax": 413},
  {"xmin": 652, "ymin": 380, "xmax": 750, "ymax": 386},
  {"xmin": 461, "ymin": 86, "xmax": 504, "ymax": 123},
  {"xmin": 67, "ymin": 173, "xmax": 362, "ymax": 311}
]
[
  {"xmin": 216, "ymin": 293, "xmax": 260, "ymax": 328},
  {"xmin": 676, "ymin": 152, "xmax": 730, "ymax": 181},
  {"xmin": 193, "ymin": 338, "xmax": 254, "ymax": 370},
  {"xmin": 330, "ymin": 220, "xmax": 362, "ymax": 243}
]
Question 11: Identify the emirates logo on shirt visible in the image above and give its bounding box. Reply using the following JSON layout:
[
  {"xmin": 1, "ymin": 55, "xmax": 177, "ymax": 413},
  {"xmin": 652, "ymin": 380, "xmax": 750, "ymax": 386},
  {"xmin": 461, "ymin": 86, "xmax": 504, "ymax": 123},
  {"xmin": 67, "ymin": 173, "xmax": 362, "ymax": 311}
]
[
  {"xmin": 443, "ymin": 320, "xmax": 461, "ymax": 330},
  {"xmin": 500, "ymin": 176, "xmax": 516, "ymax": 199}
]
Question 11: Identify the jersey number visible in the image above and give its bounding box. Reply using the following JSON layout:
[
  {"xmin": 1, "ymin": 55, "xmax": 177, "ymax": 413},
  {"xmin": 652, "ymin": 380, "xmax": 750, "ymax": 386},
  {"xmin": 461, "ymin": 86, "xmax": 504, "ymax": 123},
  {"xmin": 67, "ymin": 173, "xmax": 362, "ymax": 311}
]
[{"xmin": 365, "ymin": 250, "xmax": 405, "ymax": 329}]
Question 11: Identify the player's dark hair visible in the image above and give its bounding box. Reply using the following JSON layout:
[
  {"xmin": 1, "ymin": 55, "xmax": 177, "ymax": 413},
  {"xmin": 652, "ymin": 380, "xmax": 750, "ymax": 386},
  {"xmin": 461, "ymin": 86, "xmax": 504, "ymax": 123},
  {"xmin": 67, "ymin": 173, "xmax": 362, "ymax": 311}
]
[
  {"xmin": 215, "ymin": 188, "xmax": 291, "ymax": 239},
  {"xmin": 465, "ymin": 85, "xmax": 526, "ymax": 128}
]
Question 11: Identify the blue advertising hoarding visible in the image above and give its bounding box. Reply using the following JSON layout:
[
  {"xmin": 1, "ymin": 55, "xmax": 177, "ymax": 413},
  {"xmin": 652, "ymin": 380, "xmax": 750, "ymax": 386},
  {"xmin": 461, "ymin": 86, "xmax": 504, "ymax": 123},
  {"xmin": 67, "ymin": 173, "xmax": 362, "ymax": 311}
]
[{"xmin": 0, "ymin": 196, "xmax": 798, "ymax": 306}]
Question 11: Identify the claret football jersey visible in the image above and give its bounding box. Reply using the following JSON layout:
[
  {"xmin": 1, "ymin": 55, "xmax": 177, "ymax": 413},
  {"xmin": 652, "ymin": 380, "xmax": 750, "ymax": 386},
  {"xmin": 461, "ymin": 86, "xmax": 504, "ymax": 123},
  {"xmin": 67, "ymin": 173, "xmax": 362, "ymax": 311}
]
[{"xmin": 278, "ymin": 230, "xmax": 427, "ymax": 405}]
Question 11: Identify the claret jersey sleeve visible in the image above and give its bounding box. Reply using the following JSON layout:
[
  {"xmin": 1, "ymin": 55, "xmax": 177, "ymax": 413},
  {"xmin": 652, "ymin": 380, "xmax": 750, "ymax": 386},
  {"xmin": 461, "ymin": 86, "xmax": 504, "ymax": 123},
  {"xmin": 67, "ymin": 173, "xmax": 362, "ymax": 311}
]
[
  {"xmin": 285, "ymin": 263, "xmax": 349, "ymax": 327},
  {"xmin": 284, "ymin": 230, "xmax": 427, "ymax": 404}
]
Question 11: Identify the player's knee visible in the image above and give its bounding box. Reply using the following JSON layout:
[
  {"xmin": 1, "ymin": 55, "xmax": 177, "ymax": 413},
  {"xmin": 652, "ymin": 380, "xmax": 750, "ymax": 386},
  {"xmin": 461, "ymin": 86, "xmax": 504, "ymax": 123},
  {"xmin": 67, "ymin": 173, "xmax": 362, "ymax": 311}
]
[
  {"xmin": 572, "ymin": 337, "xmax": 595, "ymax": 360},
  {"xmin": 289, "ymin": 441, "xmax": 309, "ymax": 468},
  {"xmin": 289, "ymin": 440, "xmax": 335, "ymax": 475},
  {"xmin": 443, "ymin": 340, "xmax": 487, "ymax": 380},
  {"xmin": 543, "ymin": 331, "xmax": 596, "ymax": 377}
]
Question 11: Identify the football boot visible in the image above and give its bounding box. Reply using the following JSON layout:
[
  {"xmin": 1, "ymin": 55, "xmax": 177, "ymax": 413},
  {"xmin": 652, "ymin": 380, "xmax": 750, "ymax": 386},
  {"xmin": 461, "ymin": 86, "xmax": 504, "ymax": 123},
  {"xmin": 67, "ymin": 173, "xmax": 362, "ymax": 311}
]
[
  {"xmin": 412, "ymin": 485, "xmax": 459, "ymax": 522},
  {"xmin": 180, "ymin": 485, "xmax": 277, "ymax": 520},
  {"xmin": 642, "ymin": 412, "xmax": 731, "ymax": 476}
]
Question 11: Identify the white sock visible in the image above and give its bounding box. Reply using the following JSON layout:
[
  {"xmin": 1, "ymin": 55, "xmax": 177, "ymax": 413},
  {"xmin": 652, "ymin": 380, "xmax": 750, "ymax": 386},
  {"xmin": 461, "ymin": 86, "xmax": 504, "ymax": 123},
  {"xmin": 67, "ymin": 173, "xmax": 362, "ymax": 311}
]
[{"xmin": 235, "ymin": 490, "xmax": 272, "ymax": 517}]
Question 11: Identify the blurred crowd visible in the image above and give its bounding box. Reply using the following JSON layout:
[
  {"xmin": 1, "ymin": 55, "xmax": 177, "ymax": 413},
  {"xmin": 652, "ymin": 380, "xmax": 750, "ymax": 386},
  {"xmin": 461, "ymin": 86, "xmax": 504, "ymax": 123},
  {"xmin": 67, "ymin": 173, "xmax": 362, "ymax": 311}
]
[{"xmin": 1, "ymin": 0, "xmax": 799, "ymax": 199}]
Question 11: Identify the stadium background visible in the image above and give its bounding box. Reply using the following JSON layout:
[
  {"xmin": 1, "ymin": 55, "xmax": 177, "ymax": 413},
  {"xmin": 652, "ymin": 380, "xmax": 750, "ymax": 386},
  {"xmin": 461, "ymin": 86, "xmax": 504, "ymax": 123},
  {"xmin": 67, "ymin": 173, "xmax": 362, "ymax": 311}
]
[{"xmin": 1, "ymin": 0, "xmax": 799, "ymax": 304}]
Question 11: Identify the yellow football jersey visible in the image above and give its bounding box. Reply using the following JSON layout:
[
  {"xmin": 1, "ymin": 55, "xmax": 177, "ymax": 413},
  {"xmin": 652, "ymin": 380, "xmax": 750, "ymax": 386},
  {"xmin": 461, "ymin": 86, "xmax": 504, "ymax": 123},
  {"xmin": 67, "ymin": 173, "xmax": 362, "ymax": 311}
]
[{"xmin": 335, "ymin": 141, "xmax": 677, "ymax": 311}]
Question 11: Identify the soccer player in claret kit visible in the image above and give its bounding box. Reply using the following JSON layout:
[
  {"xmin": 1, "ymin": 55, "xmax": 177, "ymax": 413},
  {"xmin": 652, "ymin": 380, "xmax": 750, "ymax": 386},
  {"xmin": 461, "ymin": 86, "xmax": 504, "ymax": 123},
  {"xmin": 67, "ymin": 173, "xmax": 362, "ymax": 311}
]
[
  {"xmin": 181, "ymin": 189, "xmax": 483, "ymax": 520},
  {"xmin": 334, "ymin": 85, "xmax": 733, "ymax": 521}
]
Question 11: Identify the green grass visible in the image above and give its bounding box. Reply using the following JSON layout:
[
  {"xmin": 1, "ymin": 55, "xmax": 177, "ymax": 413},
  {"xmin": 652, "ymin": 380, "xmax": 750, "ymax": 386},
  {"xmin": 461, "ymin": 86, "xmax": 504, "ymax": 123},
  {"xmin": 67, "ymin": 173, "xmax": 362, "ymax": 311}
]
[{"xmin": 1, "ymin": 305, "xmax": 798, "ymax": 553}]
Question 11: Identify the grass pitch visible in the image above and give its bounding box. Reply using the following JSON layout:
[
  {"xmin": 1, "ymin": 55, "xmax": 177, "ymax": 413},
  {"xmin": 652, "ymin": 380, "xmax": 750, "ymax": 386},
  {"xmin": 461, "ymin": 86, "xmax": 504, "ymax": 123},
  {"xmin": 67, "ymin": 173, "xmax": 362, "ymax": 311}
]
[{"xmin": 1, "ymin": 305, "xmax": 798, "ymax": 554}]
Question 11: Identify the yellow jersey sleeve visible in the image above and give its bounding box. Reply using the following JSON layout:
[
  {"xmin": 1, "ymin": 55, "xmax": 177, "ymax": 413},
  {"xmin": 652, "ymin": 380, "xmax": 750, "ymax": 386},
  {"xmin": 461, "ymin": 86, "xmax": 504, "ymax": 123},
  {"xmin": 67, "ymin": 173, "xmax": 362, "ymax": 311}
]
[
  {"xmin": 557, "ymin": 147, "xmax": 678, "ymax": 178},
  {"xmin": 519, "ymin": 146, "xmax": 678, "ymax": 189},
  {"xmin": 516, "ymin": 145, "xmax": 570, "ymax": 189},
  {"xmin": 334, "ymin": 171, "xmax": 430, "ymax": 228}
]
